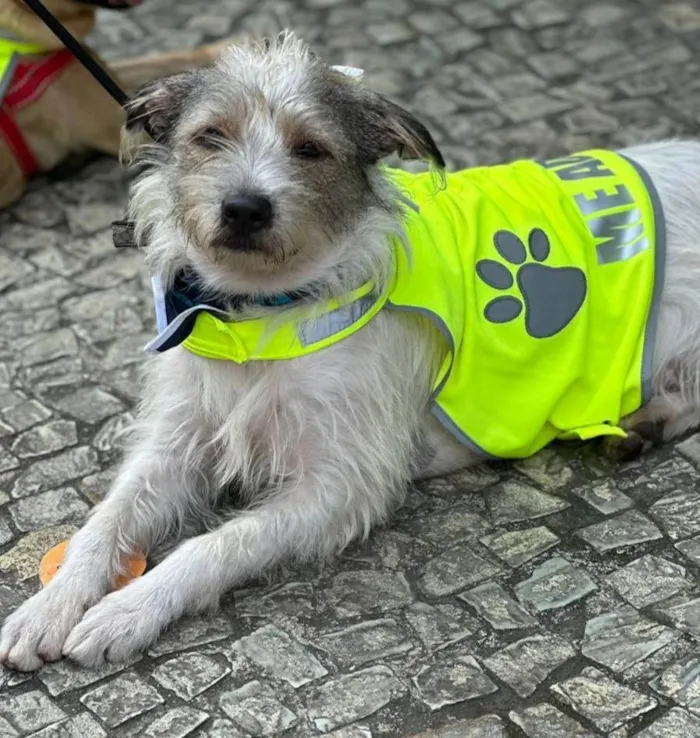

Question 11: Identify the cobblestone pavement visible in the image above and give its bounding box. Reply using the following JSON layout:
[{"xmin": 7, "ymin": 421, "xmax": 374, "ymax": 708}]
[{"xmin": 2, "ymin": 0, "xmax": 700, "ymax": 736}]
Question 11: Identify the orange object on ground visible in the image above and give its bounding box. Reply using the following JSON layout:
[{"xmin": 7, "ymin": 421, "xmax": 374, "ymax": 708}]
[{"xmin": 39, "ymin": 540, "xmax": 147, "ymax": 588}]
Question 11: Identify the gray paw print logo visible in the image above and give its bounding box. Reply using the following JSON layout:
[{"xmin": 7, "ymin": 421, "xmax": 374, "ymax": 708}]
[{"xmin": 476, "ymin": 228, "xmax": 587, "ymax": 338}]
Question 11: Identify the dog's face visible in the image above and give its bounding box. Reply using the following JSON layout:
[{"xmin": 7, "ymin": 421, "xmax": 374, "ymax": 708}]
[{"xmin": 125, "ymin": 32, "xmax": 443, "ymax": 296}]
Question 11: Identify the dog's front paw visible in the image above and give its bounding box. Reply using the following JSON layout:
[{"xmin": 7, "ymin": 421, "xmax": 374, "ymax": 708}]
[
  {"xmin": 63, "ymin": 583, "xmax": 169, "ymax": 667},
  {"xmin": 0, "ymin": 587, "xmax": 97, "ymax": 671}
]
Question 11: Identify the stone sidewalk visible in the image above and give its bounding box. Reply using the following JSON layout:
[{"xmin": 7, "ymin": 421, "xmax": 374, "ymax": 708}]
[{"xmin": 2, "ymin": 0, "xmax": 700, "ymax": 736}]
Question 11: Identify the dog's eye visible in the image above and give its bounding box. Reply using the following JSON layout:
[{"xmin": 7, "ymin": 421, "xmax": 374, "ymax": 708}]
[
  {"xmin": 195, "ymin": 127, "xmax": 226, "ymax": 149},
  {"xmin": 293, "ymin": 141, "xmax": 328, "ymax": 159}
]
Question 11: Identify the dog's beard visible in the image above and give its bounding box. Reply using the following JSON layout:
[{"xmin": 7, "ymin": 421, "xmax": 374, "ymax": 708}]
[{"xmin": 206, "ymin": 230, "xmax": 295, "ymax": 266}]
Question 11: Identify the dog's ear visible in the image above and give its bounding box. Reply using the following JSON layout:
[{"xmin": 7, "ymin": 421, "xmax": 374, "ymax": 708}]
[
  {"xmin": 368, "ymin": 95, "xmax": 445, "ymax": 168},
  {"xmin": 328, "ymin": 79, "xmax": 444, "ymax": 168},
  {"xmin": 124, "ymin": 72, "xmax": 199, "ymax": 144}
]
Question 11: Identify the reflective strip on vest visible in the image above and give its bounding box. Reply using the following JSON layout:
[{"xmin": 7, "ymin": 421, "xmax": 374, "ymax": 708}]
[{"xmin": 147, "ymin": 279, "xmax": 388, "ymax": 362}]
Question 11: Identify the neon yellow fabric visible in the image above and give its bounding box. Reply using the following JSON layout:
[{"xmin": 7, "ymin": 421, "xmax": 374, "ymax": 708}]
[
  {"xmin": 388, "ymin": 149, "xmax": 660, "ymax": 457},
  {"xmin": 178, "ymin": 149, "xmax": 661, "ymax": 459},
  {"xmin": 182, "ymin": 279, "xmax": 386, "ymax": 362},
  {"xmin": 0, "ymin": 37, "xmax": 46, "ymax": 84}
]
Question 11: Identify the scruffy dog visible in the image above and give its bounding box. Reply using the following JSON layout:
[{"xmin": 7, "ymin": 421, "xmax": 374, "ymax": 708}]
[{"xmin": 3, "ymin": 31, "xmax": 700, "ymax": 671}]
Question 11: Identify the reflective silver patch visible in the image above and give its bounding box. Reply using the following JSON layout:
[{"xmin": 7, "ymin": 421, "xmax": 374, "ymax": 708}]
[
  {"xmin": 298, "ymin": 295, "xmax": 376, "ymax": 347},
  {"xmin": 590, "ymin": 208, "xmax": 649, "ymax": 264}
]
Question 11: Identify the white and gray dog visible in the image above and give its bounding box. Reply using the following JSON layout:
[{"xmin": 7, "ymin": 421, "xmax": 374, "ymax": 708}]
[{"xmin": 3, "ymin": 31, "xmax": 700, "ymax": 671}]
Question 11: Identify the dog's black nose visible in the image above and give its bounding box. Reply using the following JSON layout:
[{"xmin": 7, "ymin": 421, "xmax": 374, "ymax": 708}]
[{"xmin": 221, "ymin": 194, "xmax": 273, "ymax": 235}]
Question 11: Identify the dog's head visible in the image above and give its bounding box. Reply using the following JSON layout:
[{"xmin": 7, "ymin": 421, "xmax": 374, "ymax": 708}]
[{"xmin": 124, "ymin": 31, "xmax": 443, "ymax": 297}]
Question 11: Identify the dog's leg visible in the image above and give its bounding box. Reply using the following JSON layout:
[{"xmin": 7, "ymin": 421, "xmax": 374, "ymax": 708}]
[
  {"xmin": 0, "ymin": 385, "xmax": 208, "ymax": 671},
  {"xmin": 61, "ymin": 462, "xmax": 390, "ymax": 667}
]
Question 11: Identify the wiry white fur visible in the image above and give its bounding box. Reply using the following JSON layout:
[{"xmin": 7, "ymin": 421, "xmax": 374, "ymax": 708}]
[{"xmin": 3, "ymin": 34, "xmax": 700, "ymax": 670}]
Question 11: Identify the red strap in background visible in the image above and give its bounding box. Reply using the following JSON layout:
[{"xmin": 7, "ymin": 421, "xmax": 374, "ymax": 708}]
[{"xmin": 0, "ymin": 49, "xmax": 74, "ymax": 176}]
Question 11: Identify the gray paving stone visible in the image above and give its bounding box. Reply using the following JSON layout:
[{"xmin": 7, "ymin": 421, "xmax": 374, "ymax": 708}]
[
  {"xmin": 317, "ymin": 618, "xmax": 414, "ymax": 667},
  {"xmin": 325, "ymin": 727, "xmax": 372, "ymax": 738},
  {"xmin": 11, "ymin": 446, "xmax": 99, "ymax": 498},
  {"xmin": 79, "ymin": 469, "xmax": 116, "ymax": 505},
  {"xmin": 236, "ymin": 581, "xmax": 315, "ymax": 621},
  {"xmin": 413, "ymin": 656, "xmax": 497, "ymax": 710},
  {"xmin": 512, "ymin": 0, "xmax": 570, "ymax": 29},
  {"xmin": 404, "ymin": 602, "xmax": 474, "ymax": 650},
  {"xmin": 572, "ymin": 480, "xmax": 634, "ymax": 515},
  {"xmin": 606, "ymin": 555, "xmax": 691, "ymax": 608},
  {"xmin": 419, "ymin": 544, "xmax": 502, "ymax": 596},
  {"xmin": 675, "ymin": 433, "xmax": 700, "ymax": 467},
  {"xmin": 480, "ymin": 526, "xmax": 559, "ymax": 567},
  {"xmin": 650, "ymin": 655, "xmax": 700, "ymax": 712},
  {"xmin": 527, "ymin": 51, "xmax": 578, "ymax": 80},
  {"xmin": 500, "ymin": 93, "xmax": 575, "ymax": 123},
  {"xmin": 147, "ymin": 614, "xmax": 233, "ymax": 656},
  {"xmin": 17, "ymin": 329, "xmax": 79, "ymax": 368},
  {"xmin": 0, "ymin": 253, "xmax": 34, "ymax": 293},
  {"xmin": 80, "ymin": 675, "xmax": 164, "ymax": 728},
  {"xmin": 26, "ymin": 713, "xmax": 106, "ymax": 738},
  {"xmin": 649, "ymin": 490, "xmax": 700, "ymax": 541},
  {"xmin": 676, "ymin": 535, "xmax": 700, "ymax": 566},
  {"xmin": 0, "ymin": 278, "xmax": 73, "ymax": 312},
  {"xmin": 486, "ymin": 481, "xmax": 569, "ymax": 525},
  {"xmin": 2, "ymin": 399, "xmax": 52, "ymax": 432},
  {"xmin": 516, "ymin": 448, "xmax": 574, "ymax": 489},
  {"xmin": 323, "ymin": 567, "xmax": 417, "ymax": 619},
  {"xmin": 578, "ymin": 510, "xmax": 663, "ymax": 552},
  {"xmin": 307, "ymin": 666, "xmax": 406, "ymax": 732},
  {"xmin": 552, "ymin": 667, "xmax": 657, "ymax": 732},
  {"xmin": 196, "ymin": 719, "xmax": 247, "ymax": 738},
  {"xmin": 152, "ymin": 653, "xmax": 230, "ymax": 701},
  {"xmin": 21, "ymin": 357, "xmax": 86, "ymax": 395},
  {"xmin": 408, "ymin": 10, "xmax": 455, "ymax": 34},
  {"xmin": 0, "ymin": 516, "xmax": 12, "ymax": 546},
  {"xmin": 635, "ymin": 708, "xmax": 700, "ymax": 738},
  {"xmin": 8, "ymin": 487, "xmax": 89, "ymax": 532},
  {"xmin": 410, "ymin": 715, "xmax": 506, "ymax": 737},
  {"xmin": 219, "ymin": 680, "xmax": 298, "ymax": 736},
  {"xmin": 655, "ymin": 595, "xmax": 700, "ymax": 640},
  {"xmin": 515, "ymin": 557, "xmax": 597, "ymax": 612},
  {"xmin": 509, "ymin": 703, "xmax": 594, "ymax": 737},
  {"xmin": 460, "ymin": 581, "xmax": 538, "ymax": 630},
  {"xmin": 38, "ymin": 657, "xmax": 139, "ymax": 697},
  {"xmin": 0, "ymin": 690, "xmax": 66, "ymax": 734},
  {"xmin": 234, "ymin": 624, "xmax": 328, "ymax": 687},
  {"xmin": 53, "ymin": 388, "xmax": 125, "ymax": 425},
  {"xmin": 11, "ymin": 420, "xmax": 78, "ymax": 459},
  {"xmin": 366, "ymin": 21, "xmax": 415, "ymax": 45},
  {"xmin": 407, "ymin": 504, "xmax": 491, "ymax": 547},
  {"xmin": 0, "ymin": 524, "xmax": 77, "ymax": 581},
  {"xmin": 142, "ymin": 707, "xmax": 210, "ymax": 738},
  {"xmin": 484, "ymin": 636, "xmax": 576, "ymax": 697},
  {"xmin": 581, "ymin": 606, "xmax": 678, "ymax": 672}
]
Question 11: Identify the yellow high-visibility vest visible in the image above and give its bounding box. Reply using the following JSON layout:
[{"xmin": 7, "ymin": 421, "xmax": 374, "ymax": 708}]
[{"xmin": 149, "ymin": 149, "xmax": 663, "ymax": 459}]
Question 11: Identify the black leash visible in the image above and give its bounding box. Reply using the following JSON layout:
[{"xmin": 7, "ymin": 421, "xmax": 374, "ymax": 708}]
[
  {"xmin": 22, "ymin": 0, "xmax": 130, "ymax": 107},
  {"xmin": 22, "ymin": 0, "xmax": 142, "ymax": 247}
]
